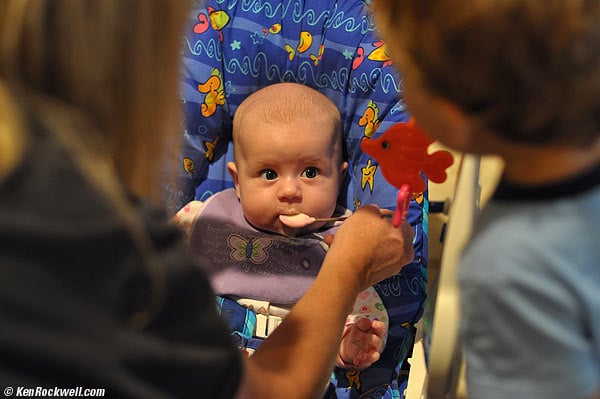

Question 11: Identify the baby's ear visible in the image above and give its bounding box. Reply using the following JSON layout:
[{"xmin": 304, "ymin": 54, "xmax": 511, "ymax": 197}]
[
  {"xmin": 227, "ymin": 162, "xmax": 241, "ymax": 198},
  {"xmin": 339, "ymin": 161, "xmax": 349, "ymax": 182}
]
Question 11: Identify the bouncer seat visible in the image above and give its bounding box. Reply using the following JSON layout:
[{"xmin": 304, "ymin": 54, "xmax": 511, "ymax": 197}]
[{"xmin": 169, "ymin": 1, "xmax": 429, "ymax": 397}]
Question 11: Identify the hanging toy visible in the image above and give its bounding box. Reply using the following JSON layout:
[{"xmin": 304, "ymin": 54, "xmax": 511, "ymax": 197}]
[{"xmin": 361, "ymin": 118, "xmax": 454, "ymax": 226}]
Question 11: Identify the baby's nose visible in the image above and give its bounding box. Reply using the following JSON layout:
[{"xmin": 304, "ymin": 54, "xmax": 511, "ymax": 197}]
[{"xmin": 278, "ymin": 177, "xmax": 302, "ymax": 201}]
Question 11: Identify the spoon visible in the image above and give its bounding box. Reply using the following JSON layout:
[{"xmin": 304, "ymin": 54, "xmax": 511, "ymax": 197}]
[{"xmin": 279, "ymin": 213, "xmax": 348, "ymax": 228}]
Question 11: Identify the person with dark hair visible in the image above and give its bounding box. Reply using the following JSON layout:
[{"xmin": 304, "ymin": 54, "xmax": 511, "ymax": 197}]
[{"xmin": 373, "ymin": 1, "xmax": 600, "ymax": 398}]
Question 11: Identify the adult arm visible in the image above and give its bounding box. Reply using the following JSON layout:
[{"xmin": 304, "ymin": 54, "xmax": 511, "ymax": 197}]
[{"xmin": 236, "ymin": 205, "xmax": 414, "ymax": 399}]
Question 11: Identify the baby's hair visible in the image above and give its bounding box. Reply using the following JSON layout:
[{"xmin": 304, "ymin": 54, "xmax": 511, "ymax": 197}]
[
  {"xmin": 375, "ymin": 0, "xmax": 600, "ymax": 147},
  {"xmin": 233, "ymin": 82, "xmax": 344, "ymax": 157}
]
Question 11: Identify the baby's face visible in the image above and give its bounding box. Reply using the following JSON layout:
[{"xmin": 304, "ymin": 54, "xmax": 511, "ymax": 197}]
[{"xmin": 229, "ymin": 119, "xmax": 347, "ymax": 237}]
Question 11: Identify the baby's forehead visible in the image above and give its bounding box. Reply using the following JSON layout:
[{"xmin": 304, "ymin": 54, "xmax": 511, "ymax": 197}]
[
  {"xmin": 236, "ymin": 122, "xmax": 341, "ymax": 159},
  {"xmin": 238, "ymin": 117, "xmax": 339, "ymax": 140}
]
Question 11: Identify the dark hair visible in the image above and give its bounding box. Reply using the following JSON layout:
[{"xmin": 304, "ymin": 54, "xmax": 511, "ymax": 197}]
[{"xmin": 376, "ymin": 0, "xmax": 600, "ymax": 146}]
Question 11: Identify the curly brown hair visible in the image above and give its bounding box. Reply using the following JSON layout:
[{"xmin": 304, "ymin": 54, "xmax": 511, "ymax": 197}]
[{"xmin": 374, "ymin": 0, "xmax": 600, "ymax": 147}]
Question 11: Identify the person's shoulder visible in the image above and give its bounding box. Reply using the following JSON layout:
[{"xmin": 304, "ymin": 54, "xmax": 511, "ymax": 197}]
[
  {"xmin": 460, "ymin": 191, "xmax": 598, "ymax": 290},
  {"xmin": 0, "ymin": 131, "xmax": 118, "ymax": 230}
]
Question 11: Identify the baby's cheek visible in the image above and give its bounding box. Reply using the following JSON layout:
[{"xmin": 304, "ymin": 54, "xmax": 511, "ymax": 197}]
[{"xmin": 243, "ymin": 207, "xmax": 278, "ymax": 232}]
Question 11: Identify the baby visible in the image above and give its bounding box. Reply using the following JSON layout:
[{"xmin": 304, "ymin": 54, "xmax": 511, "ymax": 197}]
[{"xmin": 174, "ymin": 82, "xmax": 388, "ymax": 370}]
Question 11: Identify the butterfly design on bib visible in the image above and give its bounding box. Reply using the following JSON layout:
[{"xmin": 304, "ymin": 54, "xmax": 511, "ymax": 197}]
[{"xmin": 227, "ymin": 234, "xmax": 272, "ymax": 265}]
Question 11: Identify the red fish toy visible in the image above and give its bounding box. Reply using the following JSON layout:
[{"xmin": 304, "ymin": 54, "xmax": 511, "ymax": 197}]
[
  {"xmin": 361, "ymin": 118, "xmax": 453, "ymax": 193},
  {"xmin": 361, "ymin": 118, "xmax": 454, "ymax": 226}
]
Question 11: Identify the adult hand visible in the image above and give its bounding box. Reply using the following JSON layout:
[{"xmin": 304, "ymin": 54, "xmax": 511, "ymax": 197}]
[{"xmin": 325, "ymin": 205, "xmax": 414, "ymax": 291}]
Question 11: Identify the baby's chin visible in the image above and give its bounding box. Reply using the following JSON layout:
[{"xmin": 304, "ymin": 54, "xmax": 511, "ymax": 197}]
[
  {"xmin": 273, "ymin": 223, "xmax": 303, "ymax": 238},
  {"xmin": 247, "ymin": 219, "xmax": 299, "ymax": 238},
  {"xmin": 267, "ymin": 221, "xmax": 316, "ymax": 238},
  {"xmin": 277, "ymin": 222, "xmax": 326, "ymax": 238},
  {"xmin": 248, "ymin": 216, "xmax": 323, "ymax": 238}
]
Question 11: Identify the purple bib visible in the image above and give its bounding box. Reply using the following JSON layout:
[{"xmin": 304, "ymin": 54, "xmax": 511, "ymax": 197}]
[{"xmin": 189, "ymin": 189, "xmax": 342, "ymax": 305}]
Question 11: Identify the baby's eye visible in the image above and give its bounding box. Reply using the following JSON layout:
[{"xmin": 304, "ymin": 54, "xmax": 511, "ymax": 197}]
[
  {"xmin": 261, "ymin": 169, "xmax": 278, "ymax": 180},
  {"xmin": 302, "ymin": 167, "xmax": 319, "ymax": 179}
]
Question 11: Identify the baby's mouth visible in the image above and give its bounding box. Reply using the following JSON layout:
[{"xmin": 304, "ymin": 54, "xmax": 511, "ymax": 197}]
[{"xmin": 279, "ymin": 213, "xmax": 315, "ymax": 228}]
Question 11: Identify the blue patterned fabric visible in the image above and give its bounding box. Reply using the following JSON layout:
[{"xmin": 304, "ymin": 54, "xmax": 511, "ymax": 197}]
[
  {"xmin": 171, "ymin": 1, "xmax": 428, "ymax": 398},
  {"xmin": 216, "ymin": 295, "xmax": 257, "ymax": 339}
]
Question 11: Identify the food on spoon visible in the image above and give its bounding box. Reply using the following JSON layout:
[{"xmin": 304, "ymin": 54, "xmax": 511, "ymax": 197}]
[{"xmin": 279, "ymin": 213, "xmax": 315, "ymax": 228}]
